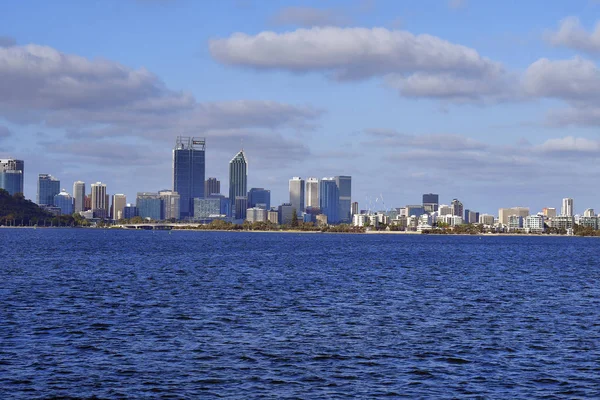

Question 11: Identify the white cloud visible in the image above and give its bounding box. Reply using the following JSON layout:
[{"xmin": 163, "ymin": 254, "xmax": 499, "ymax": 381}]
[
  {"xmin": 0, "ymin": 36, "xmax": 15, "ymax": 47},
  {"xmin": 363, "ymin": 129, "xmax": 487, "ymax": 150},
  {"xmin": 546, "ymin": 16, "xmax": 600, "ymax": 54},
  {"xmin": 537, "ymin": 136, "xmax": 600, "ymax": 154},
  {"xmin": 270, "ymin": 7, "xmax": 350, "ymax": 27}
]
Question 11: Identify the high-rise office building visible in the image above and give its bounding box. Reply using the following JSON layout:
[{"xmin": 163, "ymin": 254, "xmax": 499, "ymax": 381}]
[
  {"xmin": 159, "ymin": 190, "xmax": 180, "ymax": 220},
  {"xmin": 235, "ymin": 196, "xmax": 248, "ymax": 220},
  {"xmin": 278, "ymin": 203, "xmax": 295, "ymax": 225},
  {"xmin": 111, "ymin": 194, "xmax": 127, "ymax": 220},
  {"xmin": 204, "ymin": 178, "xmax": 220, "ymax": 197},
  {"xmin": 451, "ymin": 198, "xmax": 464, "ymax": 217},
  {"xmin": 91, "ymin": 182, "xmax": 108, "ymax": 218},
  {"xmin": 73, "ymin": 181, "xmax": 85, "ymax": 213},
  {"xmin": 0, "ymin": 158, "xmax": 24, "ymax": 196},
  {"xmin": 136, "ymin": 193, "xmax": 163, "ymax": 221},
  {"xmin": 248, "ymin": 188, "xmax": 271, "ymax": 210},
  {"xmin": 351, "ymin": 201, "xmax": 359, "ymax": 216},
  {"xmin": 542, "ymin": 208, "xmax": 557, "ymax": 218},
  {"xmin": 335, "ymin": 176, "xmax": 352, "ymax": 223},
  {"xmin": 422, "ymin": 193, "xmax": 439, "ymax": 212},
  {"xmin": 229, "ymin": 150, "xmax": 247, "ymax": 218},
  {"xmin": 498, "ymin": 207, "xmax": 529, "ymax": 225},
  {"xmin": 561, "ymin": 198, "xmax": 574, "ymax": 217},
  {"xmin": 37, "ymin": 174, "xmax": 60, "ymax": 205},
  {"xmin": 54, "ymin": 189, "xmax": 74, "ymax": 215},
  {"xmin": 193, "ymin": 198, "xmax": 221, "ymax": 219},
  {"xmin": 173, "ymin": 136, "xmax": 205, "ymax": 218},
  {"xmin": 123, "ymin": 204, "xmax": 138, "ymax": 219},
  {"xmin": 320, "ymin": 178, "xmax": 339, "ymax": 224},
  {"xmin": 305, "ymin": 177, "xmax": 319, "ymax": 209},
  {"xmin": 289, "ymin": 177, "xmax": 305, "ymax": 213}
]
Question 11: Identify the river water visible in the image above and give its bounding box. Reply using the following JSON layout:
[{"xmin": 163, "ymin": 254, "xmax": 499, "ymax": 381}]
[{"xmin": 1, "ymin": 229, "xmax": 599, "ymax": 398}]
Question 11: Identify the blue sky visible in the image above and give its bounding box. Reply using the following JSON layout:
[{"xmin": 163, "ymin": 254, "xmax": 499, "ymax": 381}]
[{"xmin": 2, "ymin": 0, "xmax": 600, "ymax": 214}]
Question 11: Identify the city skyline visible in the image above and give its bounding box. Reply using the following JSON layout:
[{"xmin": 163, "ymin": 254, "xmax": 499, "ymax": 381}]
[{"xmin": 3, "ymin": 1, "xmax": 600, "ymax": 213}]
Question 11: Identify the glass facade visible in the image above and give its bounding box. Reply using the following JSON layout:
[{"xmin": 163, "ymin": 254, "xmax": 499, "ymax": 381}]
[
  {"xmin": 204, "ymin": 178, "xmax": 220, "ymax": 197},
  {"xmin": 422, "ymin": 193, "xmax": 439, "ymax": 212},
  {"xmin": 229, "ymin": 150, "xmax": 247, "ymax": 217},
  {"xmin": 248, "ymin": 188, "xmax": 270, "ymax": 210},
  {"xmin": 289, "ymin": 177, "xmax": 305, "ymax": 214},
  {"xmin": 37, "ymin": 174, "xmax": 60, "ymax": 205},
  {"xmin": 335, "ymin": 176, "xmax": 351, "ymax": 223},
  {"xmin": 173, "ymin": 137, "xmax": 205, "ymax": 218},
  {"xmin": 123, "ymin": 205, "xmax": 138, "ymax": 219},
  {"xmin": 0, "ymin": 159, "xmax": 24, "ymax": 195},
  {"xmin": 320, "ymin": 178, "xmax": 339, "ymax": 224},
  {"xmin": 193, "ymin": 198, "xmax": 221, "ymax": 219},
  {"xmin": 136, "ymin": 193, "xmax": 163, "ymax": 221},
  {"xmin": 234, "ymin": 196, "xmax": 248, "ymax": 220},
  {"xmin": 54, "ymin": 190, "xmax": 74, "ymax": 215}
]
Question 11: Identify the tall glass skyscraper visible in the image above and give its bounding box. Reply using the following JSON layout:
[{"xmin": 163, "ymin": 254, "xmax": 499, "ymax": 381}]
[
  {"xmin": 289, "ymin": 177, "xmax": 305, "ymax": 213},
  {"xmin": 248, "ymin": 188, "xmax": 271, "ymax": 210},
  {"xmin": 54, "ymin": 190, "xmax": 74, "ymax": 215},
  {"xmin": 37, "ymin": 174, "xmax": 60, "ymax": 205},
  {"xmin": 173, "ymin": 136, "xmax": 205, "ymax": 218},
  {"xmin": 320, "ymin": 178, "xmax": 339, "ymax": 224},
  {"xmin": 335, "ymin": 176, "xmax": 351, "ymax": 223},
  {"xmin": 305, "ymin": 177, "xmax": 319, "ymax": 209},
  {"xmin": 229, "ymin": 150, "xmax": 247, "ymax": 218},
  {"xmin": 0, "ymin": 158, "xmax": 24, "ymax": 195}
]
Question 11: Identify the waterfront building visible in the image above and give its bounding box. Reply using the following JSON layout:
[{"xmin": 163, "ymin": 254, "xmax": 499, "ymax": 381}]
[
  {"xmin": 37, "ymin": 174, "xmax": 60, "ymax": 205},
  {"xmin": 352, "ymin": 214, "xmax": 367, "ymax": 227},
  {"xmin": 204, "ymin": 178, "xmax": 220, "ymax": 197},
  {"xmin": 438, "ymin": 214, "xmax": 463, "ymax": 226},
  {"xmin": 305, "ymin": 178, "xmax": 319, "ymax": 209},
  {"xmin": 53, "ymin": 189, "xmax": 74, "ymax": 215},
  {"xmin": 465, "ymin": 209, "xmax": 479, "ymax": 224},
  {"xmin": 351, "ymin": 202, "xmax": 359, "ymax": 216},
  {"xmin": 542, "ymin": 208, "xmax": 557, "ymax": 218},
  {"xmin": 234, "ymin": 196, "xmax": 248, "ymax": 220},
  {"xmin": 422, "ymin": 193, "xmax": 439, "ymax": 212},
  {"xmin": 248, "ymin": 188, "xmax": 271, "ymax": 210},
  {"xmin": 73, "ymin": 181, "xmax": 85, "ymax": 213},
  {"xmin": 479, "ymin": 214, "xmax": 495, "ymax": 226},
  {"xmin": 289, "ymin": 177, "xmax": 305, "ymax": 213},
  {"xmin": 451, "ymin": 199, "xmax": 464, "ymax": 217},
  {"xmin": 579, "ymin": 216, "xmax": 598, "ymax": 229},
  {"xmin": 267, "ymin": 209, "xmax": 279, "ymax": 224},
  {"xmin": 507, "ymin": 215, "xmax": 524, "ymax": 231},
  {"xmin": 207, "ymin": 193, "xmax": 229, "ymax": 216},
  {"xmin": 405, "ymin": 205, "xmax": 425, "ymax": 217},
  {"xmin": 392, "ymin": 215, "xmax": 408, "ymax": 229},
  {"xmin": 335, "ymin": 176, "xmax": 352, "ymax": 223},
  {"xmin": 136, "ymin": 192, "xmax": 162, "ymax": 221},
  {"xmin": 584, "ymin": 208, "xmax": 595, "ymax": 217},
  {"xmin": 0, "ymin": 158, "xmax": 24, "ymax": 195},
  {"xmin": 229, "ymin": 150, "xmax": 247, "ymax": 218},
  {"xmin": 111, "ymin": 194, "xmax": 127, "ymax": 220},
  {"xmin": 173, "ymin": 136, "xmax": 205, "ymax": 218},
  {"xmin": 561, "ymin": 198, "xmax": 574, "ymax": 217},
  {"xmin": 159, "ymin": 190, "xmax": 180, "ymax": 220},
  {"xmin": 246, "ymin": 207, "xmax": 267, "ymax": 223},
  {"xmin": 123, "ymin": 204, "xmax": 138, "ymax": 219},
  {"xmin": 193, "ymin": 197, "xmax": 222, "ymax": 219},
  {"xmin": 319, "ymin": 178, "xmax": 339, "ymax": 224},
  {"xmin": 438, "ymin": 204, "xmax": 452, "ymax": 216},
  {"xmin": 524, "ymin": 215, "xmax": 545, "ymax": 233},
  {"xmin": 278, "ymin": 203, "xmax": 295, "ymax": 225},
  {"xmin": 498, "ymin": 207, "xmax": 529, "ymax": 225},
  {"xmin": 91, "ymin": 182, "xmax": 108, "ymax": 219},
  {"xmin": 553, "ymin": 215, "xmax": 574, "ymax": 231}
]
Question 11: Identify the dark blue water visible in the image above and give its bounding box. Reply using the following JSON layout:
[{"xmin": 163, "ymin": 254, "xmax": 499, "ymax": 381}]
[{"xmin": 1, "ymin": 229, "xmax": 599, "ymax": 399}]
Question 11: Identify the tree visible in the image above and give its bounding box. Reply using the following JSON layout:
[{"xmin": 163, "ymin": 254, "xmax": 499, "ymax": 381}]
[{"xmin": 291, "ymin": 208, "xmax": 299, "ymax": 228}]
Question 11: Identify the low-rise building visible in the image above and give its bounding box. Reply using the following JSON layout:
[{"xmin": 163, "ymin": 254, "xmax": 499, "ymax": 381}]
[
  {"xmin": 524, "ymin": 215, "xmax": 544, "ymax": 233},
  {"xmin": 246, "ymin": 207, "xmax": 267, "ymax": 223},
  {"xmin": 479, "ymin": 214, "xmax": 495, "ymax": 226},
  {"xmin": 552, "ymin": 215, "xmax": 574, "ymax": 231}
]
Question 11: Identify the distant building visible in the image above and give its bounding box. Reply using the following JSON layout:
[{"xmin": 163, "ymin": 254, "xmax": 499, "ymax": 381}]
[
  {"xmin": 234, "ymin": 196, "xmax": 248, "ymax": 220},
  {"xmin": 204, "ymin": 178, "xmax": 220, "ymax": 197},
  {"xmin": 498, "ymin": 207, "xmax": 529, "ymax": 225},
  {"xmin": 438, "ymin": 214, "xmax": 463, "ymax": 226},
  {"xmin": 289, "ymin": 177, "xmax": 305, "ymax": 213},
  {"xmin": 524, "ymin": 215, "xmax": 545, "ymax": 233},
  {"xmin": 451, "ymin": 199, "xmax": 463, "ymax": 217},
  {"xmin": 553, "ymin": 215, "xmax": 574, "ymax": 231},
  {"xmin": 479, "ymin": 214, "xmax": 495, "ymax": 225},
  {"xmin": 73, "ymin": 181, "xmax": 86, "ymax": 213},
  {"xmin": 507, "ymin": 215, "xmax": 524, "ymax": 231},
  {"xmin": 584, "ymin": 208, "xmax": 595, "ymax": 217},
  {"xmin": 579, "ymin": 216, "xmax": 598, "ymax": 229},
  {"xmin": 123, "ymin": 204, "xmax": 138, "ymax": 219},
  {"xmin": 111, "ymin": 194, "xmax": 127, "ymax": 220},
  {"xmin": 267, "ymin": 209, "xmax": 279, "ymax": 224},
  {"xmin": 278, "ymin": 203, "xmax": 295, "ymax": 225},
  {"xmin": 246, "ymin": 207, "xmax": 267, "ymax": 223},
  {"xmin": 464, "ymin": 209, "xmax": 479, "ymax": 224},
  {"xmin": 248, "ymin": 188, "xmax": 271, "ymax": 210},
  {"xmin": 193, "ymin": 198, "xmax": 221, "ymax": 219},
  {"xmin": 353, "ymin": 214, "xmax": 368, "ymax": 227},
  {"xmin": 335, "ymin": 176, "xmax": 352, "ymax": 223},
  {"xmin": 405, "ymin": 205, "xmax": 425, "ymax": 217},
  {"xmin": 91, "ymin": 182, "xmax": 108, "ymax": 219},
  {"xmin": 136, "ymin": 193, "xmax": 162, "ymax": 221},
  {"xmin": 53, "ymin": 189, "xmax": 74, "ymax": 215},
  {"xmin": 351, "ymin": 202, "xmax": 359, "ymax": 216},
  {"xmin": 159, "ymin": 190, "xmax": 180, "ymax": 220},
  {"xmin": 561, "ymin": 198, "xmax": 574, "ymax": 217},
  {"xmin": 422, "ymin": 193, "xmax": 439, "ymax": 212},
  {"xmin": 37, "ymin": 174, "xmax": 60, "ymax": 205},
  {"xmin": 319, "ymin": 178, "xmax": 339, "ymax": 224},
  {"xmin": 173, "ymin": 136, "xmax": 205, "ymax": 218},
  {"xmin": 229, "ymin": 150, "xmax": 247, "ymax": 218},
  {"xmin": 542, "ymin": 208, "xmax": 557, "ymax": 218},
  {"xmin": 438, "ymin": 204, "xmax": 452, "ymax": 216},
  {"xmin": 316, "ymin": 214, "xmax": 328, "ymax": 227},
  {"xmin": 305, "ymin": 177, "xmax": 319, "ymax": 209},
  {"xmin": 207, "ymin": 193, "xmax": 229, "ymax": 216},
  {"xmin": 0, "ymin": 158, "xmax": 24, "ymax": 195}
]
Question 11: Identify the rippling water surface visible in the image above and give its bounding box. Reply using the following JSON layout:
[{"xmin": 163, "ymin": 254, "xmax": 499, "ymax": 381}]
[{"xmin": 1, "ymin": 229, "xmax": 599, "ymax": 398}]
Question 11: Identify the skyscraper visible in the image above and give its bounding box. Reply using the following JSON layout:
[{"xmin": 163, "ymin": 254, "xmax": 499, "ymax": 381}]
[
  {"xmin": 0, "ymin": 158, "xmax": 24, "ymax": 196},
  {"xmin": 204, "ymin": 177, "xmax": 220, "ymax": 197},
  {"xmin": 37, "ymin": 174, "xmax": 60, "ymax": 205},
  {"xmin": 173, "ymin": 136, "xmax": 205, "ymax": 218},
  {"xmin": 320, "ymin": 178, "xmax": 339, "ymax": 224},
  {"xmin": 335, "ymin": 176, "xmax": 352, "ymax": 223},
  {"xmin": 351, "ymin": 201, "xmax": 359, "ymax": 216},
  {"xmin": 561, "ymin": 198, "xmax": 574, "ymax": 217},
  {"xmin": 229, "ymin": 150, "xmax": 247, "ymax": 218},
  {"xmin": 159, "ymin": 190, "xmax": 180, "ymax": 220},
  {"xmin": 248, "ymin": 188, "xmax": 271, "ymax": 210},
  {"xmin": 137, "ymin": 193, "xmax": 163, "ymax": 221},
  {"xmin": 111, "ymin": 194, "xmax": 127, "ymax": 220},
  {"xmin": 73, "ymin": 181, "xmax": 86, "ymax": 213},
  {"xmin": 91, "ymin": 182, "xmax": 108, "ymax": 218},
  {"xmin": 422, "ymin": 193, "xmax": 439, "ymax": 212},
  {"xmin": 289, "ymin": 177, "xmax": 305, "ymax": 213},
  {"xmin": 54, "ymin": 189, "xmax": 74, "ymax": 215},
  {"xmin": 451, "ymin": 198, "xmax": 464, "ymax": 217},
  {"xmin": 305, "ymin": 177, "xmax": 319, "ymax": 209}
]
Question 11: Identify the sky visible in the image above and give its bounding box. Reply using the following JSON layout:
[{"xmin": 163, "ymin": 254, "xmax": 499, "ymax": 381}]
[{"xmin": 2, "ymin": 0, "xmax": 600, "ymax": 215}]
